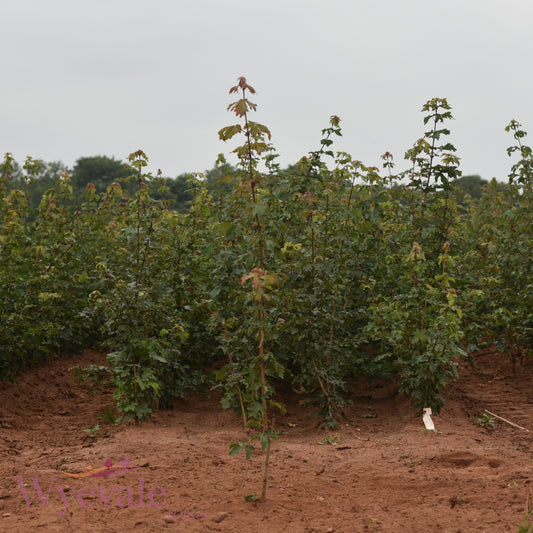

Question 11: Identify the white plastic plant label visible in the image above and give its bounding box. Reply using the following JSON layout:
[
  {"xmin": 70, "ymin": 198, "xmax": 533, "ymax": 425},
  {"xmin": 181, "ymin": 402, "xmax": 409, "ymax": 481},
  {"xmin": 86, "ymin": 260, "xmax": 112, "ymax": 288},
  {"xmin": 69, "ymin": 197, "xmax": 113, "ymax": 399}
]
[{"xmin": 422, "ymin": 407, "xmax": 435, "ymax": 430}]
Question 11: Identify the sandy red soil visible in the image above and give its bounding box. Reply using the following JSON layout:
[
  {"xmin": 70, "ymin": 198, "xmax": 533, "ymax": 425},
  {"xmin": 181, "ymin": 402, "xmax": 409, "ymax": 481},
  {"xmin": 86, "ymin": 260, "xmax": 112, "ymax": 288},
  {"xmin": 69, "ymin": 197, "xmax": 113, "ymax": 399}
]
[{"xmin": 0, "ymin": 349, "xmax": 532, "ymax": 532}]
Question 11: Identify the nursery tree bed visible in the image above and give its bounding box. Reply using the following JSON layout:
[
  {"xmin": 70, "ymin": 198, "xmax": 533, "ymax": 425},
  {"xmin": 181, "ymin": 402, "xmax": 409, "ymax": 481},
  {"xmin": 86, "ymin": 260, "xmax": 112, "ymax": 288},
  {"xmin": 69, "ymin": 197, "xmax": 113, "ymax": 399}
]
[{"xmin": 0, "ymin": 349, "xmax": 532, "ymax": 532}]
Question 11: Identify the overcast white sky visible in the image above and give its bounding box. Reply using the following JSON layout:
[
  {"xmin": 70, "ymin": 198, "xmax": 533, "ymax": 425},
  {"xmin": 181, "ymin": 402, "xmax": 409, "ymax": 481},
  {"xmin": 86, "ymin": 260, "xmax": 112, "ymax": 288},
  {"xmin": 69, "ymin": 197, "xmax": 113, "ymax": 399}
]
[{"xmin": 2, "ymin": 0, "xmax": 532, "ymax": 181}]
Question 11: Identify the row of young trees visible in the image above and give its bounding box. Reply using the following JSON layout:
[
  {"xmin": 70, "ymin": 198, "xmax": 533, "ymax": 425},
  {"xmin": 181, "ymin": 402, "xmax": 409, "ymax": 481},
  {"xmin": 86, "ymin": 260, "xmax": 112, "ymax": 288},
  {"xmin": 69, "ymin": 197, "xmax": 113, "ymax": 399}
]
[
  {"xmin": 5, "ymin": 153, "xmax": 238, "ymax": 215},
  {"xmin": 1, "ymin": 78, "xmax": 531, "ymax": 434},
  {"xmin": 5, "ymin": 149, "xmax": 496, "ymax": 217}
]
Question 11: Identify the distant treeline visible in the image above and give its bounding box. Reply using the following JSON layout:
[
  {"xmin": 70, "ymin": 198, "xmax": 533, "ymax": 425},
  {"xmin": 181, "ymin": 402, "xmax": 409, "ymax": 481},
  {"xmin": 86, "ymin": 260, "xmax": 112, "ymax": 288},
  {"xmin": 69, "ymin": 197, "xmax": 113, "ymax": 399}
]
[{"xmin": 6, "ymin": 154, "xmax": 502, "ymax": 214}]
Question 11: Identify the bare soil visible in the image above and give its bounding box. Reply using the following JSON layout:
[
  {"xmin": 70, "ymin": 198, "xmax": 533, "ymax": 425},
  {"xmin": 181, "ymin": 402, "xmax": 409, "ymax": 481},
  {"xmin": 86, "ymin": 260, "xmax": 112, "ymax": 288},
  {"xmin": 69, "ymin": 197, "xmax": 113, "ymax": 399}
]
[{"xmin": 0, "ymin": 349, "xmax": 532, "ymax": 532}]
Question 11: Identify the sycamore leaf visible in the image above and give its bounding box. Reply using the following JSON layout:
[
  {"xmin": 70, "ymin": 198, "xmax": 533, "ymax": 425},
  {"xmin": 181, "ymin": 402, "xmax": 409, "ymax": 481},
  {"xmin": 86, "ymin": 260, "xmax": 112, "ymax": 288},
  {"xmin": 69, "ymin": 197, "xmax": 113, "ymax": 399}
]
[
  {"xmin": 218, "ymin": 124, "xmax": 242, "ymax": 141},
  {"xmin": 248, "ymin": 121, "xmax": 272, "ymax": 140}
]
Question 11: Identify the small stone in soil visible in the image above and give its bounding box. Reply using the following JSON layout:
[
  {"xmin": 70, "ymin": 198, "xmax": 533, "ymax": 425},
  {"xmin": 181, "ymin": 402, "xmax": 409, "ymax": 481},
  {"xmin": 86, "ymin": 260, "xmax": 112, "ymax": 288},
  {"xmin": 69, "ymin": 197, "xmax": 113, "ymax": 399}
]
[{"xmin": 212, "ymin": 512, "xmax": 228, "ymax": 523}]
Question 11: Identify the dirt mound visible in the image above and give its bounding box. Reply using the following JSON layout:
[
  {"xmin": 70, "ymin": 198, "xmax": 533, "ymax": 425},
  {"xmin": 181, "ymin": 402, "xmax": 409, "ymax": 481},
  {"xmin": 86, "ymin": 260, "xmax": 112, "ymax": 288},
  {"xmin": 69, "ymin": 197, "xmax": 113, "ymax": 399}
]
[{"xmin": 0, "ymin": 350, "xmax": 532, "ymax": 532}]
